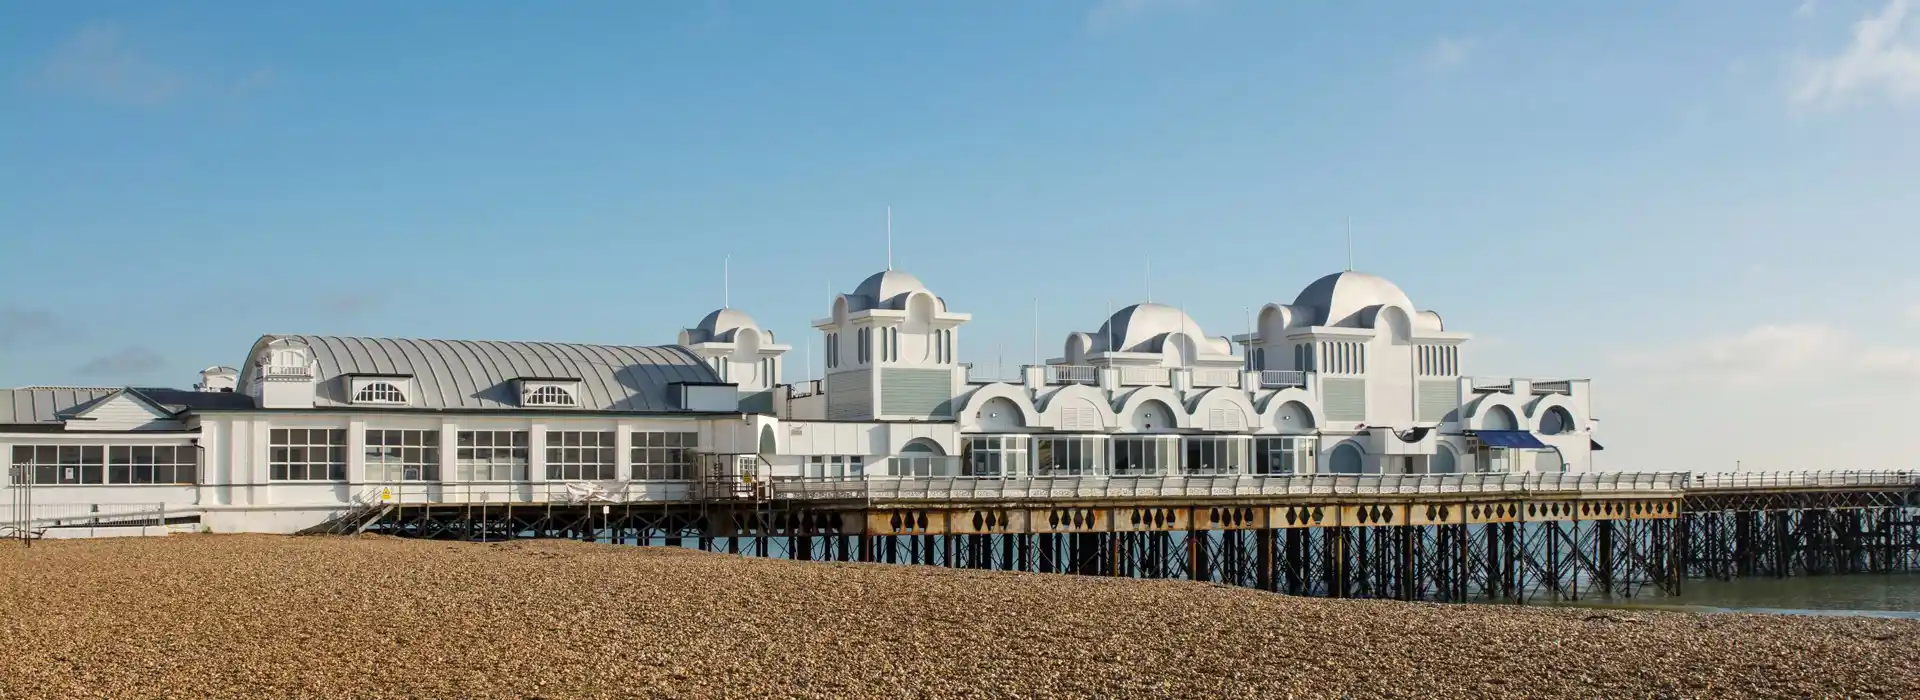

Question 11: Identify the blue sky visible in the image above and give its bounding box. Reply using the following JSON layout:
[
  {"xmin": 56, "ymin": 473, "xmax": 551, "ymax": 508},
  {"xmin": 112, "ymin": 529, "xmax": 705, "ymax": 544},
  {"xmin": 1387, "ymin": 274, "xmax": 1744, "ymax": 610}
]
[{"xmin": 3, "ymin": 0, "xmax": 1917, "ymax": 471}]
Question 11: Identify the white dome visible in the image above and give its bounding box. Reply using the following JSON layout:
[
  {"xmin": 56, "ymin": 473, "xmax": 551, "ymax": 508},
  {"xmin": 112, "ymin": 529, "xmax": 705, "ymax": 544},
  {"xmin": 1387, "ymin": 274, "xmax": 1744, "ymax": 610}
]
[
  {"xmin": 689, "ymin": 307, "xmax": 760, "ymax": 343},
  {"xmin": 848, "ymin": 270, "xmax": 934, "ymax": 312},
  {"xmin": 1096, "ymin": 303, "xmax": 1206, "ymax": 353},
  {"xmin": 1291, "ymin": 271, "xmax": 1415, "ymax": 327}
]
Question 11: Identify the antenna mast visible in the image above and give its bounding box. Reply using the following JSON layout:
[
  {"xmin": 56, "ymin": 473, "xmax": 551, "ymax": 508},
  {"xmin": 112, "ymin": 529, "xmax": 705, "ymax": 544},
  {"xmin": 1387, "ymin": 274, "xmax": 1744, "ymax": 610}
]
[
  {"xmin": 1345, "ymin": 215, "xmax": 1353, "ymax": 272},
  {"xmin": 723, "ymin": 255, "xmax": 730, "ymax": 309},
  {"xmin": 886, "ymin": 206, "xmax": 893, "ymax": 271}
]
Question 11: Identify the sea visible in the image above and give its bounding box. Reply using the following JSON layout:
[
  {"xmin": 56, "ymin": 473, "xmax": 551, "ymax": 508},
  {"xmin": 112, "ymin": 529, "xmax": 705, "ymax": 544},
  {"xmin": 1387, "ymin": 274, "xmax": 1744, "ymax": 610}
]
[{"xmin": 1560, "ymin": 573, "xmax": 1920, "ymax": 619}]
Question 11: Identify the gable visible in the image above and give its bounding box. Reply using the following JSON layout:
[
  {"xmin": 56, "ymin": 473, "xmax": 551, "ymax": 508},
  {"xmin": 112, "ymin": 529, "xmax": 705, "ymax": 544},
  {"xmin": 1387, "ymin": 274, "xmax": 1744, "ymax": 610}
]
[{"xmin": 67, "ymin": 392, "xmax": 182, "ymax": 432}]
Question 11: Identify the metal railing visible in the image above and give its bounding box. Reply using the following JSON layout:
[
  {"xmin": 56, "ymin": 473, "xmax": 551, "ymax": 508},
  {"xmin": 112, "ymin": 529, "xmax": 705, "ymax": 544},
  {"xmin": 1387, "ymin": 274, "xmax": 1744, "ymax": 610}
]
[
  {"xmin": 962, "ymin": 363, "xmax": 1017, "ymax": 384},
  {"xmin": 1258, "ymin": 370, "xmax": 1308, "ymax": 389},
  {"xmin": 1469, "ymin": 377, "xmax": 1513, "ymax": 392},
  {"xmin": 784, "ymin": 380, "xmax": 824, "ymax": 399},
  {"xmin": 1531, "ymin": 380, "xmax": 1573, "ymax": 395},
  {"xmin": 766, "ymin": 472, "xmax": 1691, "ymax": 502},
  {"xmin": 1688, "ymin": 470, "xmax": 1919, "ymax": 491},
  {"xmin": 1038, "ymin": 365, "xmax": 1097, "ymax": 385},
  {"xmin": 1119, "ymin": 366, "xmax": 1172, "ymax": 387},
  {"xmin": 1189, "ymin": 368, "xmax": 1240, "ymax": 388},
  {"xmin": 0, "ymin": 502, "xmax": 170, "ymax": 528}
]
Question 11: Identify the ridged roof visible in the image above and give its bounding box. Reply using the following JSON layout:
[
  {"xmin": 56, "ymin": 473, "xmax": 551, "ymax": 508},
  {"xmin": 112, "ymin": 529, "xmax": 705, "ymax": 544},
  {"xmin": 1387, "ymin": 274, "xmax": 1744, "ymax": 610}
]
[
  {"xmin": 241, "ymin": 335, "xmax": 720, "ymax": 412},
  {"xmin": 0, "ymin": 387, "xmax": 255, "ymax": 425}
]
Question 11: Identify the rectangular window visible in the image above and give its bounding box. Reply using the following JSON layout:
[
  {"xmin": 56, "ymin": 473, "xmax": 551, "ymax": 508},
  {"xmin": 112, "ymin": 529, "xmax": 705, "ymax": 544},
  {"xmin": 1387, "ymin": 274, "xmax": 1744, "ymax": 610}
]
[
  {"xmin": 546, "ymin": 430, "xmax": 616, "ymax": 480},
  {"xmin": 12, "ymin": 445, "xmax": 106, "ymax": 485},
  {"xmin": 1111, "ymin": 436, "xmax": 1177, "ymax": 476},
  {"xmin": 1033, "ymin": 436, "xmax": 1104, "ymax": 477},
  {"xmin": 455, "ymin": 430, "xmax": 528, "ymax": 481},
  {"xmin": 106, "ymin": 445, "xmax": 197, "ymax": 484},
  {"xmin": 1253, "ymin": 437, "xmax": 1313, "ymax": 475},
  {"xmin": 270, "ymin": 428, "xmax": 348, "ymax": 481},
  {"xmin": 1183, "ymin": 437, "xmax": 1247, "ymax": 475},
  {"xmin": 631, "ymin": 431, "xmax": 697, "ymax": 480},
  {"xmin": 964, "ymin": 436, "xmax": 1028, "ymax": 478},
  {"xmin": 365, "ymin": 429, "xmax": 441, "ymax": 482},
  {"xmin": 808, "ymin": 454, "xmax": 866, "ymax": 478}
]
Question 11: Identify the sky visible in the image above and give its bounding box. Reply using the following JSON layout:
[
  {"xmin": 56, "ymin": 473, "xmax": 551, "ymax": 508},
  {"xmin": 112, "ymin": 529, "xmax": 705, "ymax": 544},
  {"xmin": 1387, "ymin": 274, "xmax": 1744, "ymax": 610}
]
[{"xmin": 2, "ymin": 0, "xmax": 1917, "ymax": 473}]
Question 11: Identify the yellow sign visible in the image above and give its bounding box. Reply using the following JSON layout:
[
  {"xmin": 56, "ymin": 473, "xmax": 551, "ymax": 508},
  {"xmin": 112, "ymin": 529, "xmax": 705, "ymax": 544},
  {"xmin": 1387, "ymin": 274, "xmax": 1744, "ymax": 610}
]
[{"xmin": 380, "ymin": 488, "xmax": 392, "ymax": 502}]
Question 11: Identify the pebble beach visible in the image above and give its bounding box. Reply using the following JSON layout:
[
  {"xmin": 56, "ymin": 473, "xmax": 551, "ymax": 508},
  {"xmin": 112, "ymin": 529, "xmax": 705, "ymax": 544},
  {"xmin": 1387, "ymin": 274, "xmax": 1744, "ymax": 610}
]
[{"xmin": 3, "ymin": 534, "xmax": 1916, "ymax": 699}]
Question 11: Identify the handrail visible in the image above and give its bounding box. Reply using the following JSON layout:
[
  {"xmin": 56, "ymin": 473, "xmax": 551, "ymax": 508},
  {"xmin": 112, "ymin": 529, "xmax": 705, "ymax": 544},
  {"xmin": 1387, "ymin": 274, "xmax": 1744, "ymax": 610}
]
[
  {"xmin": 1038, "ymin": 365, "xmax": 1097, "ymax": 385},
  {"xmin": 0, "ymin": 502, "xmax": 169, "ymax": 528},
  {"xmin": 1189, "ymin": 368, "xmax": 1240, "ymax": 388},
  {"xmin": 765, "ymin": 471, "xmax": 1698, "ymax": 501},
  {"xmin": 1258, "ymin": 370, "xmax": 1307, "ymax": 389},
  {"xmin": 1685, "ymin": 470, "xmax": 1920, "ymax": 490}
]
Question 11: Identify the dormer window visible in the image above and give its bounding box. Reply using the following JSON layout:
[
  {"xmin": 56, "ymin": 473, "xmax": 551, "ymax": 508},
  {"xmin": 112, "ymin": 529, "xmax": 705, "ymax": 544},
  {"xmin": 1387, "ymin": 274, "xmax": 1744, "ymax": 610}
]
[
  {"xmin": 348, "ymin": 375, "xmax": 413, "ymax": 405},
  {"xmin": 516, "ymin": 378, "xmax": 583, "ymax": 408},
  {"xmin": 525, "ymin": 385, "xmax": 577, "ymax": 407}
]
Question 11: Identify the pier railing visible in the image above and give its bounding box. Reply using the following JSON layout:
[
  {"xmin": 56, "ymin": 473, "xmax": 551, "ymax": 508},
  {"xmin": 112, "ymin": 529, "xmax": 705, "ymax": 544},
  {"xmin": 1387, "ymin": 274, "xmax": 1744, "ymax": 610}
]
[
  {"xmin": 1688, "ymin": 470, "xmax": 1918, "ymax": 490},
  {"xmin": 766, "ymin": 472, "xmax": 1689, "ymax": 502}
]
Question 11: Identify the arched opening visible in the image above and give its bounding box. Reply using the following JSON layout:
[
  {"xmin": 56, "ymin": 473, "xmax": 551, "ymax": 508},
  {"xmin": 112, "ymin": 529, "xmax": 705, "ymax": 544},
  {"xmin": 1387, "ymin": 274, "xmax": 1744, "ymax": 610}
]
[
  {"xmin": 894, "ymin": 438, "xmax": 950, "ymax": 478},
  {"xmin": 1539, "ymin": 406, "xmax": 1575, "ymax": 435},
  {"xmin": 354, "ymin": 382, "xmax": 407, "ymax": 404},
  {"xmin": 1128, "ymin": 398, "xmax": 1178, "ymax": 433},
  {"xmin": 1430, "ymin": 445, "xmax": 1458, "ymax": 474},
  {"xmin": 758, "ymin": 425, "xmax": 776, "ymax": 457},
  {"xmin": 524, "ymin": 385, "xmax": 577, "ymax": 407},
  {"xmin": 976, "ymin": 397, "xmax": 1027, "ymax": 432},
  {"xmin": 1272, "ymin": 400, "xmax": 1315, "ymax": 434},
  {"xmin": 1483, "ymin": 405, "xmax": 1518, "ymax": 431},
  {"xmin": 1329, "ymin": 443, "xmax": 1363, "ymax": 474}
]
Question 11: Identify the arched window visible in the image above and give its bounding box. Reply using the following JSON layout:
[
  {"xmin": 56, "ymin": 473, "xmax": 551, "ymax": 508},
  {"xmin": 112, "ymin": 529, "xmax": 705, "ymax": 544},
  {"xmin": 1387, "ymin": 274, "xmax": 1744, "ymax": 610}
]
[
  {"xmin": 1430, "ymin": 445, "xmax": 1458, "ymax": 474},
  {"xmin": 353, "ymin": 382, "xmax": 406, "ymax": 404},
  {"xmin": 525, "ymin": 385, "xmax": 577, "ymax": 407},
  {"xmin": 1329, "ymin": 443, "xmax": 1363, "ymax": 474},
  {"xmin": 1539, "ymin": 406, "xmax": 1574, "ymax": 435}
]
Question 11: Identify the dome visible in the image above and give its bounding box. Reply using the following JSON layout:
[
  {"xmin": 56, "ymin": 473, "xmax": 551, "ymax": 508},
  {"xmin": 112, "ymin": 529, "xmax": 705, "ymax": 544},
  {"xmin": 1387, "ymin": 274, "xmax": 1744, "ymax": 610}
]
[
  {"xmin": 846, "ymin": 270, "xmax": 935, "ymax": 312},
  {"xmin": 689, "ymin": 307, "xmax": 760, "ymax": 343},
  {"xmin": 1097, "ymin": 303, "xmax": 1207, "ymax": 353},
  {"xmin": 1291, "ymin": 271, "xmax": 1415, "ymax": 327}
]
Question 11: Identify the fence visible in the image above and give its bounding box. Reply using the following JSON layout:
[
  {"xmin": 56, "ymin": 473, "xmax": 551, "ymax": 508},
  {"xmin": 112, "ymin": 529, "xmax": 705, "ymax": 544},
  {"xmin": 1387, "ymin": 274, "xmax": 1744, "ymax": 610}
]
[
  {"xmin": 767, "ymin": 471, "xmax": 1691, "ymax": 502},
  {"xmin": 0, "ymin": 502, "xmax": 170, "ymax": 529},
  {"xmin": 1688, "ymin": 470, "xmax": 1919, "ymax": 490}
]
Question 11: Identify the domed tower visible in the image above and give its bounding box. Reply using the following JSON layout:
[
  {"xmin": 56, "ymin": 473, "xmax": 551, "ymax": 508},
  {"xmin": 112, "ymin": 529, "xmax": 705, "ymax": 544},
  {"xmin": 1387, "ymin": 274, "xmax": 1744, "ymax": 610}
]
[
  {"xmin": 812, "ymin": 270, "xmax": 972, "ymax": 420},
  {"xmin": 1246, "ymin": 269, "xmax": 1467, "ymax": 426},
  {"xmin": 1059, "ymin": 302, "xmax": 1238, "ymax": 369},
  {"xmin": 679, "ymin": 307, "xmax": 791, "ymax": 410}
]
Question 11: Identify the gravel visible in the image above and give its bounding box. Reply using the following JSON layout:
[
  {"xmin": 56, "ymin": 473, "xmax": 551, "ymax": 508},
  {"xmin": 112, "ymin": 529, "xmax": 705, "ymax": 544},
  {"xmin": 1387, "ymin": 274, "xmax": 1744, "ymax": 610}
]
[{"xmin": 2, "ymin": 534, "xmax": 1917, "ymax": 699}]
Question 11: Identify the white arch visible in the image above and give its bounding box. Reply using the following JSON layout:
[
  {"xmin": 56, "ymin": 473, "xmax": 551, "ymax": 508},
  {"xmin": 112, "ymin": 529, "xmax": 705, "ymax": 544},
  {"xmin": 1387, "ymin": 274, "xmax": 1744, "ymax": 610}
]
[
  {"xmin": 954, "ymin": 384, "xmax": 1041, "ymax": 432},
  {"xmin": 1430, "ymin": 443, "xmax": 1459, "ymax": 474},
  {"xmin": 1462, "ymin": 394, "xmax": 1530, "ymax": 431},
  {"xmin": 1257, "ymin": 389, "xmax": 1323, "ymax": 434},
  {"xmin": 1036, "ymin": 384, "xmax": 1117, "ymax": 431},
  {"xmin": 1114, "ymin": 386, "xmax": 1191, "ymax": 431},
  {"xmin": 1524, "ymin": 393, "xmax": 1582, "ymax": 433},
  {"xmin": 1185, "ymin": 387, "xmax": 1257, "ymax": 432}
]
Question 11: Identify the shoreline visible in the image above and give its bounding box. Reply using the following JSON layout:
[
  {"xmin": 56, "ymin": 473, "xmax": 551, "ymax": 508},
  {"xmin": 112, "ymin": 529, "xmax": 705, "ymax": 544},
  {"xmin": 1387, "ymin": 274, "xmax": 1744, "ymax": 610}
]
[{"xmin": 5, "ymin": 534, "xmax": 1918, "ymax": 698}]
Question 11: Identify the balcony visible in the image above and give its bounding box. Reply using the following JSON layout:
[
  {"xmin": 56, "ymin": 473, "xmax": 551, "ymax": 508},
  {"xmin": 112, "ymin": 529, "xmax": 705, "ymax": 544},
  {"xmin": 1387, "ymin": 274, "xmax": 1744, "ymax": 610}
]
[
  {"xmin": 1118, "ymin": 366, "xmax": 1171, "ymax": 387},
  {"xmin": 1038, "ymin": 365, "xmax": 1097, "ymax": 385},
  {"xmin": 962, "ymin": 363, "xmax": 1017, "ymax": 384},
  {"xmin": 1189, "ymin": 368, "xmax": 1241, "ymax": 389},
  {"xmin": 1258, "ymin": 370, "xmax": 1307, "ymax": 389}
]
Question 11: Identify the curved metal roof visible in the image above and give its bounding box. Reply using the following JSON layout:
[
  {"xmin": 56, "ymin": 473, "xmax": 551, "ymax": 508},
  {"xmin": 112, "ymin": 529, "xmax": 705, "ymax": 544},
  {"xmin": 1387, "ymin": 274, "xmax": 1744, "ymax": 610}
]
[
  {"xmin": 251, "ymin": 335, "xmax": 720, "ymax": 412},
  {"xmin": 1292, "ymin": 271, "xmax": 1415, "ymax": 327}
]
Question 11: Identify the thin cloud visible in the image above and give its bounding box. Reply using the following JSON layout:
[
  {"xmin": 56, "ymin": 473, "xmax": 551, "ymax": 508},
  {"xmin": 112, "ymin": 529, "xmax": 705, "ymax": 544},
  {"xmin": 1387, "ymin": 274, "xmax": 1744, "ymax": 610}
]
[
  {"xmin": 1424, "ymin": 37, "xmax": 1477, "ymax": 73},
  {"xmin": 1797, "ymin": 0, "xmax": 1819, "ymax": 19},
  {"xmin": 1086, "ymin": 0, "xmax": 1204, "ymax": 32},
  {"xmin": 0, "ymin": 306, "xmax": 70, "ymax": 347},
  {"xmin": 1793, "ymin": 0, "xmax": 1920, "ymax": 106},
  {"xmin": 39, "ymin": 24, "xmax": 185, "ymax": 107},
  {"xmin": 1617, "ymin": 322, "xmax": 1920, "ymax": 390},
  {"xmin": 75, "ymin": 347, "xmax": 166, "ymax": 378}
]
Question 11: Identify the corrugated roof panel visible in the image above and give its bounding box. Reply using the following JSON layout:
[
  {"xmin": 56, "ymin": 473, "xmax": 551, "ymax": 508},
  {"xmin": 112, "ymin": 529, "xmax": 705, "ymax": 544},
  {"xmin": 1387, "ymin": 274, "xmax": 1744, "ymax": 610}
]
[{"xmin": 267, "ymin": 335, "xmax": 719, "ymax": 412}]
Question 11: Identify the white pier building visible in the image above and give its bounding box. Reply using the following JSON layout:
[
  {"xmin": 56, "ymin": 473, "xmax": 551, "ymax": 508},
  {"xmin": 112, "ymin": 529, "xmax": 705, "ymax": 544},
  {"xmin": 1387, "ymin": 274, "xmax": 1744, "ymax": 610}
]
[{"xmin": 2, "ymin": 268, "xmax": 1597, "ymax": 534}]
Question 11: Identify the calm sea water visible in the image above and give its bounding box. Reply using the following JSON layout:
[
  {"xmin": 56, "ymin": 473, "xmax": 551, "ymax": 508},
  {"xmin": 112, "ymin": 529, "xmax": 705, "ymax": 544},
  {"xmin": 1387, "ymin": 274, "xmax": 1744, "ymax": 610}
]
[{"xmin": 1562, "ymin": 574, "xmax": 1920, "ymax": 619}]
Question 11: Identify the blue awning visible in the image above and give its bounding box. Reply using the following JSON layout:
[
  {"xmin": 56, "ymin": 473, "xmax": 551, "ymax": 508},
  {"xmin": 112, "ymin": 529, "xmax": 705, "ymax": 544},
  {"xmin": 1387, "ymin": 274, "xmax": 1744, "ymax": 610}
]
[
  {"xmin": 1590, "ymin": 439, "xmax": 1605, "ymax": 451},
  {"xmin": 1476, "ymin": 430, "xmax": 1547, "ymax": 449}
]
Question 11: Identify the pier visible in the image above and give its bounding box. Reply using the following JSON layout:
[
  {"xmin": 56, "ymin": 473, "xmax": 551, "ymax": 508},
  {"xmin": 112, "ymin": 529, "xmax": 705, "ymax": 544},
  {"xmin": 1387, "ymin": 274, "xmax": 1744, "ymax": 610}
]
[{"xmin": 345, "ymin": 468, "xmax": 1920, "ymax": 604}]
